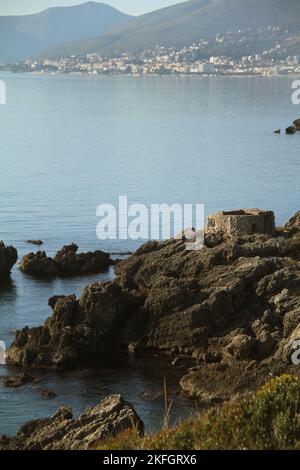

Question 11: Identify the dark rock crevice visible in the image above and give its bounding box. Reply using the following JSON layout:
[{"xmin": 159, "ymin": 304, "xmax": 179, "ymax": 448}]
[{"xmin": 0, "ymin": 241, "xmax": 18, "ymax": 279}]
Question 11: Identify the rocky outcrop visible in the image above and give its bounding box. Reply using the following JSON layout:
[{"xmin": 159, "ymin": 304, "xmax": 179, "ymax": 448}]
[
  {"xmin": 285, "ymin": 118, "xmax": 300, "ymax": 134},
  {"xmin": 285, "ymin": 126, "xmax": 296, "ymax": 135},
  {"xmin": 19, "ymin": 251, "xmax": 58, "ymax": 277},
  {"xmin": 1, "ymin": 373, "xmax": 34, "ymax": 388},
  {"xmin": 40, "ymin": 388, "xmax": 56, "ymax": 398},
  {"xmin": 7, "ymin": 210, "xmax": 300, "ymax": 403},
  {"xmin": 7, "ymin": 281, "xmax": 139, "ymax": 368},
  {"xmin": 54, "ymin": 244, "xmax": 111, "ymax": 276},
  {"xmin": 0, "ymin": 394, "xmax": 143, "ymax": 450},
  {"xmin": 284, "ymin": 211, "xmax": 300, "ymax": 234},
  {"xmin": 281, "ymin": 119, "xmax": 300, "ymax": 135},
  {"xmin": 19, "ymin": 244, "xmax": 111, "ymax": 277},
  {"xmin": 179, "ymin": 361, "xmax": 271, "ymax": 404},
  {"xmin": 0, "ymin": 241, "xmax": 18, "ymax": 278},
  {"xmin": 293, "ymin": 118, "xmax": 300, "ymax": 130}
]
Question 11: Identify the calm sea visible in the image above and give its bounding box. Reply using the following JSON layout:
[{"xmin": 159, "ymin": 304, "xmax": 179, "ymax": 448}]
[{"xmin": 0, "ymin": 73, "xmax": 299, "ymax": 435}]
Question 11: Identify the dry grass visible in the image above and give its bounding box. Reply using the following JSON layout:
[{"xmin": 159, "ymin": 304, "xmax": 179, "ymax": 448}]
[{"xmin": 97, "ymin": 375, "xmax": 300, "ymax": 450}]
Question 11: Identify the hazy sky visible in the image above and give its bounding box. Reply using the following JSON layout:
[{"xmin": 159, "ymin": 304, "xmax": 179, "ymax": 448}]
[{"xmin": 0, "ymin": 0, "xmax": 185, "ymax": 16}]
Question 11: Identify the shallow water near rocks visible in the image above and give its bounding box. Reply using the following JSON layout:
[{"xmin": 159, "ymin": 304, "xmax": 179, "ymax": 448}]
[
  {"xmin": 1, "ymin": 73, "xmax": 300, "ymax": 436},
  {"xmin": 1, "ymin": 352, "xmax": 194, "ymax": 437}
]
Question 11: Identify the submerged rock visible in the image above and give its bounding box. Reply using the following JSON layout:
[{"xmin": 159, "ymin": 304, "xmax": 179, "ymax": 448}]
[
  {"xmin": 19, "ymin": 244, "xmax": 110, "ymax": 278},
  {"xmin": 0, "ymin": 241, "xmax": 18, "ymax": 278},
  {"xmin": 26, "ymin": 240, "xmax": 43, "ymax": 246},
  {"xmin": 40, "ymin": 388, "xmax": 57, "ymax": 399},
  {"xmin": 0, "ymin": 394, "xmax": 143, "ymax": 450}
]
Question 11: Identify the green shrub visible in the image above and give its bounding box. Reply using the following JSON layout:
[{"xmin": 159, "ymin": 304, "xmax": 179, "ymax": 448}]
[{"xmin": 97, "ymin": 375, "xmax": 300, "ymax": 450}]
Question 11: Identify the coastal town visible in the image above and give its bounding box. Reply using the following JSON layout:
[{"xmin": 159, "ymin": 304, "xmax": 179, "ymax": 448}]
[
  {"xmin": 2, "ymin": 51, "xmax": 300, "ymax": 77},
  {"xmin": 1, "ymin": 28, "xmax": 300, "ymax": 77}
]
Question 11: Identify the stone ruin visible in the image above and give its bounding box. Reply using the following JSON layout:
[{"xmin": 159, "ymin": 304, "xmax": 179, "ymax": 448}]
[{"xmin": 206, "ymin": 209, "xmax": 275, "ymax": 238}]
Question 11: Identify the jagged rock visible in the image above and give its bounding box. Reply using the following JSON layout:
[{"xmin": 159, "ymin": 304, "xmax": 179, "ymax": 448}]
[
  {"xmin": 286, "ymin": 126, "xmax": 296, "ymax": 134},
  {"xmin": 19, "ymin": 251, "xmax": 58, "ymax": 277},
  {"xmin": 7, "ymin": 281, "xmax": 137, "ymax": 368},
  {"xmin": 0, "ymin": 395, "xmax": 143, "ymax": 450},
  {"xmin": 283, "ymin": 308, "xmax": 300, "ymax": 337},
  {"xmin": 1, "ymin": 373, "xmax": 34, "ymax": 388},
  {"xmin": 256, "ymin": 330, "xmax": 278, "ymax": 359},
  {"xmin": 224, "ymin": 334, "xmax": 257, "ymax": 360},
  {"xmin": 284, "ymin": 211, "xmax": 300, "ymax": 236},
  {"xmin": 54, "ymin": 243, "xmax": 110, "ymax": 275},
  {"xmin": 6, "ymin": 210, "xmax": 300, "ymax": 404},
  {"xmin": 293, "ymin": 119, "xmax": 300, "ymax": 130},
  {"xmin": 0, "ymin": 241, "xmax": 18, "ymax": 278},
  {"xmin": 19, "ymin": 244, "xmax": 111, "ymax": 278},
  {"xmin": 180, "ymin": 362, "xmax": 270, "ymax": 404},
  {"xmin": 40, "ymin": 388, "xmax": 56, "ymax": 399}
]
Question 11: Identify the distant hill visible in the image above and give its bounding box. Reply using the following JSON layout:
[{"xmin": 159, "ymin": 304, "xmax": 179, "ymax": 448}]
[
  {"xmin": 44, "ymin": 0, "xmax": 300, "ymax": 58},
  {"xmin": 0, "ymin": 2, "xmax": 133, "ymax": 62}
]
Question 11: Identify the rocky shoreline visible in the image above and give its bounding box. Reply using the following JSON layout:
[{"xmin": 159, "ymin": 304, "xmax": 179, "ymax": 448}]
[
  {"xmin": 0, "ymin": 395, "xmax": 143, "ymax": 450},
  {"xmin": 1, "ymin": 208, "xmax": 300, "ymax": 448}
]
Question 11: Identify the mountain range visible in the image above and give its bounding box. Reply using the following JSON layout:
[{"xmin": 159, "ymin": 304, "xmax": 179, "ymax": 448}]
[
  {"xmin": 1, "ymin": 0, "xmax": 300, "ymax": 62},
  {"xmin": 0, "ymin": 2, "xmax": 133, "ymax": 62},
  {"xmin": 44, "ymin": 0, "xmax": 300, "ymax": 59}
]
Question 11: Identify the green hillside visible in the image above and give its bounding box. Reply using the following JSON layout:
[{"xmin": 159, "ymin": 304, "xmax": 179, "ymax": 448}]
[
  {"xmin": 44, "ymin": 0, "xmax": 300, "ymax": 58},
  {"xmin": 0, "ymin": 2, "xmax": 133, "ymax": 62}
]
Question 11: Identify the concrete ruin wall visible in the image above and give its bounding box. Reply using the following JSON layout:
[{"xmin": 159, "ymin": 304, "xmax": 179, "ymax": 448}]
[{"xmin": 206, "ymin": 209, "xmax": 275, "ymax": 237}]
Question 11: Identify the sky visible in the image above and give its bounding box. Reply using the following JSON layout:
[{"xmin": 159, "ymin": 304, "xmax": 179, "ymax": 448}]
[{"xmin": 0, "ymin": 0, "xmax": 185, "ymax": 17}]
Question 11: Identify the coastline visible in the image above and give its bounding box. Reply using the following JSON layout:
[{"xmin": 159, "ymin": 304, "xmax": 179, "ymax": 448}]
[
  {"xmin": 1, "ymin": 207, "xmax": 300, "ymax": 449},
  {"xmin": 2, "ymin": 70, "xmax": 300, "ymax": 79}
]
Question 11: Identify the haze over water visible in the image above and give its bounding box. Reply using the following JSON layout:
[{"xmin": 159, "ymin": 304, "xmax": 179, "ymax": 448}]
[{"xmin": 0, "ymin": 73, "xmax": 299, "ymax": 435}]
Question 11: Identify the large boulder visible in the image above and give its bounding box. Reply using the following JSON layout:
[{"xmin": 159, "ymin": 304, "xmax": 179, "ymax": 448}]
[
  {"xmin": 0, "ymin": 394, "xmax": 143, "ymax": 450},
  {"xmin": 7, "ymin": 281, "xmax": 137, "ymax": 368},
  {"xmin": 0, "ymin": 241, "xmax": 18, "ymax": 278}
]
